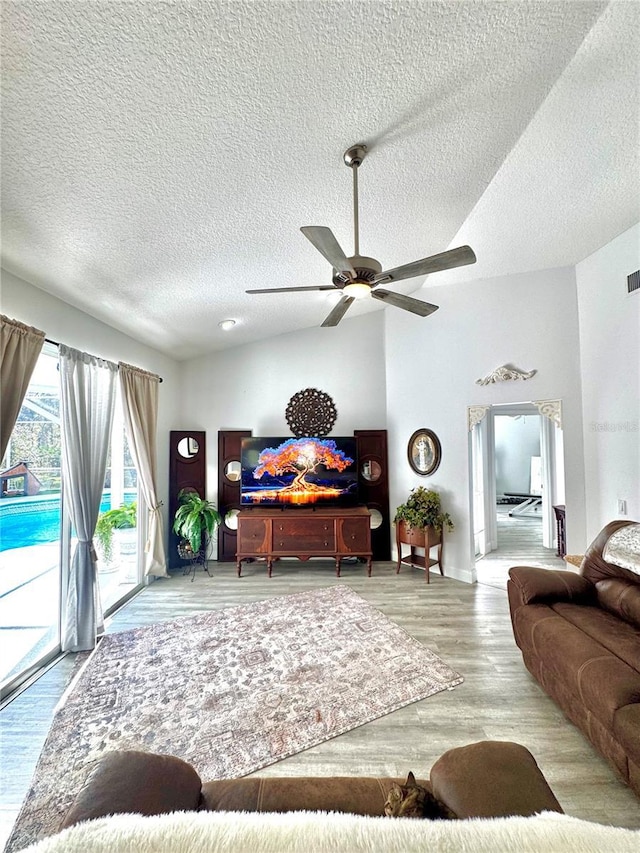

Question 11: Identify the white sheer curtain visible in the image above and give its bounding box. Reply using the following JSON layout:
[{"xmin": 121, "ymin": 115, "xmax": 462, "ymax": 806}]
[
  {"xmin": 59, "ymin": 345, "xmax": 117, "ymax": 652},
  {"xmin": 119, "ymin": 362, "xmax": 168, "ymax": 577},
  {"xmin": 0, "ymin": 315, "xmax": 46, "ymax": 461}
]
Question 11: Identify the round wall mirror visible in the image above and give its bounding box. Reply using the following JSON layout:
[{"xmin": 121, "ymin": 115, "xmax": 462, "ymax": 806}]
[
  {"xmin": 369, "ymin": 508, "xmax": 383, "ymax": 529},
  {"xmin": 225, "ymin": 508, "xmax": 240, "ymax": 530},
  {"xmin": 177, "ymin": 436, "xmax": 200, "ymax": 459},
  {"xmin": 361, "ymin": 459, "xmax": 382, "ymax": 482},
  {"xmin": 225, "ymin": 460, "xmax": 241, "ymax": 482}
]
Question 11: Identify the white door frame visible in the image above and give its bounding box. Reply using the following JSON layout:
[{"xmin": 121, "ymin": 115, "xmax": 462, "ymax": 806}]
[
  {"xmin": 539, "ymin": 413, "xmax": 557, "ymax": 549},
  {"xmin": 468, "ymin": 400, "xmax": 563, "ymax": 564},
  {"xmin": 468, "ymin": 414, "xmax": 497, "ymax": 559}
]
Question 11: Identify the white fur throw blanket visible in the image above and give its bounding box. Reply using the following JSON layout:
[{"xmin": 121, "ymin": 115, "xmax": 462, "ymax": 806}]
[
  {"xmin": 18, "ymin": 809, "xmax": 640, "ymax": 853},
  {"xmin": 603, "ymin": 523, "xmax": 640, "ymax": 575}
]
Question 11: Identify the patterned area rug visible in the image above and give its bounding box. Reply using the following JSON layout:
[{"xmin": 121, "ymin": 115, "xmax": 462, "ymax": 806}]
[{"xmin": 8, "ymin": 585, "xmax": 463, "ymax": 850}]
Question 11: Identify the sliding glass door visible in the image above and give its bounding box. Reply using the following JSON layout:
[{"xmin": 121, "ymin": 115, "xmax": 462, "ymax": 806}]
[
  {"xmin": 0, "ymin": 344, "xmax": 62, "ymax": 691},
  {"xmin": 1, "ymin": 346, "xmax": 141, "ymax": 697},
  {"xmin": 96, "ymin": 392, "xmax": 140, "ymax": 613}
]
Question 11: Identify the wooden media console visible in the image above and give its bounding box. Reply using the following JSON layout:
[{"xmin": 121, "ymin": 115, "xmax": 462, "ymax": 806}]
[{"xmin": 236, "ymin": 506, "xmax": 372, "ymax": 577}]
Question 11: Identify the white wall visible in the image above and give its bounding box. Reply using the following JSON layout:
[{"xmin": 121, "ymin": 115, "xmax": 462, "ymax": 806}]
[
  {"xmin": 5, "ymin": 220, "xmax": 636, "ymax": 580},
  {"xmin": 181, "ymin": 311, "xmax": 387, "ymax": 502},
  {"xmin": 1, "ymin": 269, "xmax": 183, "ymax": 540},
  {"xmin": 576, "ymin": 223, "xmax": 640, "ymax": 538},
  {"xmin": 494, "ymin": 414, "xmax": 541, "ymax": 495},
  {"xmin": 385, "ymin": 266, "xmax": 586, "ymax": 581}
]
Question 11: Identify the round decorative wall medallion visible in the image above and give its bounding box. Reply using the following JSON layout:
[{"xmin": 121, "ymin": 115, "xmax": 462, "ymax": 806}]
[{"xmin": 286, "ymin": 388, "xmax": 337, "ymax": 437}]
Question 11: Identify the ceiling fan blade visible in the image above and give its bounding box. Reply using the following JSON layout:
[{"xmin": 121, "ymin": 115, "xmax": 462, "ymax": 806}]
[
  {"xmin": 321, "ymin": 296, "xmax": 355, "ymax": 327},
  {"xmin": 246, "ymin": 285, "xmax": 337, "ymax": 294},
  {"xmin": 371, "ymin": 289, "xmax": 439, "ymax": 317},
  {"xmin": 300, "ymin": 226, "xmax": 356, "ymax": 278},
  {"xmin": 374, "ymin": 245, "xmax": 476, "ymax": 285}
]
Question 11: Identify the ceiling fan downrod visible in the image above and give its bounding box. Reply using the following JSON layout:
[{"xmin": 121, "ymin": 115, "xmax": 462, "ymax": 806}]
[{"xmin": 344, "ymin": 144, "xmax": 367, "ymax": 258}]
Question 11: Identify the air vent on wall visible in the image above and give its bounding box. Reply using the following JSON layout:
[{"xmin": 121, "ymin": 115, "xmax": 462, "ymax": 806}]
[{"xmin": 628, "ymin": 270, "xmax": 640, "ymax": 294}]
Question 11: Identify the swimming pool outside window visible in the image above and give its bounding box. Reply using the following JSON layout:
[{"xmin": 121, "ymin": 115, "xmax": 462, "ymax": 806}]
[{"xmin": 0, "ymin": 345, "xmax": 140, "ymax": 697}]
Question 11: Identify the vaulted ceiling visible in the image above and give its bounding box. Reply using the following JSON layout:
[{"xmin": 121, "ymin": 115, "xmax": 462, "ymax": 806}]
[{"xmin": 2, "ymin": 1, "xmax": 638, "ymax": 360}]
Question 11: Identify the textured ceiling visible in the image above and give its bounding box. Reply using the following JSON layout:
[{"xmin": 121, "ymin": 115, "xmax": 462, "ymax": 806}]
[{"xmin": 2, "ymin": 1, "xmax": 638, "ymax": 360}]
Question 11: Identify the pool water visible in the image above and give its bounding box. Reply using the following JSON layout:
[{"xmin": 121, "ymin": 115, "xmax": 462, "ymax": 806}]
[{"xmin": 0, "ymin": 492, "xmax": 136, "ymax": 552}]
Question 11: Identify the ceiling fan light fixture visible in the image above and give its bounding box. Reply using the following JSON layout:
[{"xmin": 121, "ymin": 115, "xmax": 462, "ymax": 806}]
[
  {"xmin": 343, "ymin": 281, "xmax": 370, "ymax": 299},
  {"xmin": 218, "ymin": 319, "xmax": 236, "ymax": 331},
  {"xmin": 249, "ymin": 143, "xmax": 476, "ymax": 328}
]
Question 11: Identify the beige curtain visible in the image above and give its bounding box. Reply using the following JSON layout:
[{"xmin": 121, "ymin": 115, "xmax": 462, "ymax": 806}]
[
  {"xmin": 119, "ymin": 362, "xmax": 168, "ymax": 577},
  {"xmin": 1, "ymin": 315, "xmax": 46, "ymax": 461}
]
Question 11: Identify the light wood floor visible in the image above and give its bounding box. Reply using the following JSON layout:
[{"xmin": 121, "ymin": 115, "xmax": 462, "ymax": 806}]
[
  {"xmin": 1, "ymin": 560, "xmax": 639, "ymax": 846},
  {"xmin": 476, "ymin": 507, "xmax": 565, "ymax": 589}
]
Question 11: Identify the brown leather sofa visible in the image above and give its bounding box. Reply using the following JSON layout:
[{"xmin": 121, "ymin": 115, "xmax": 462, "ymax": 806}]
[
  {"xmin": 508, "ymin": 519, "xmax": 640, "ymax": 797},
  {"xmin": 59, "ymin": 740, "xmax": 562, "ymax": 831}
]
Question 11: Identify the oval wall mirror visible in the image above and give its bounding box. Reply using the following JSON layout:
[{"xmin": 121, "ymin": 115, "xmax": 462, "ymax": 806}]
[
  {"xmin": 225, "ymin": 460, "xmax": 241, "ymax": 482},
  {"xmin": 225, "ymin": 508, "xmax": 240, "ymax": 530},
  {"xmin": 177, "ymin": 436, "xmax": 200, "ymax": 459},
  {"xmin": 407, "ymin": 428, "xmax": 441, "ymax": 476},
  {"xmin": 368, "ymin": 508, "xmax": 383, "ymax": 529}
]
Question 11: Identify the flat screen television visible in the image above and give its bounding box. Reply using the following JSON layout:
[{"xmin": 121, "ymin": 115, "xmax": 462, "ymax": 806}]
[{"xmin": 240, "ymin": 436, "xmax": 359, "ymax": 507}]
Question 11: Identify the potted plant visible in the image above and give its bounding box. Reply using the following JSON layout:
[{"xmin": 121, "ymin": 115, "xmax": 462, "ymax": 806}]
[
  {"xmin": 394, "ymin": 486, "xmax": 453, "ymax": 533},
  {"xmin": 172, "ymin": 489, "xmax": 222, "ymax": 559},
  {"xmin": 95, "ymin": 502, "xmax": 137, "ymax": 567},
  {"xmin": 394, "ymin": 487, "xmax": 453, "ymax": 578}
]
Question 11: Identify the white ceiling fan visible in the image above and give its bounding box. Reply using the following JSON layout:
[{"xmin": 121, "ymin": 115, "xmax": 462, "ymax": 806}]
[{"xmin": 247, "ymin": 144, "xmax": 477, "ymax": 326}]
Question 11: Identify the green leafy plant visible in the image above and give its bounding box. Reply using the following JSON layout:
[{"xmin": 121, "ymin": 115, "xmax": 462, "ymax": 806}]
[
  {"xmin": 173, "ymin": 489, "xmax": 222, "ymax": 556},
  {"xmin": 393, "ymin": 487, "xmax": 454, "ymax": 533},
  {"xmin": 95, "ymin": 502, "xmax": 137, "ymax": 563}
]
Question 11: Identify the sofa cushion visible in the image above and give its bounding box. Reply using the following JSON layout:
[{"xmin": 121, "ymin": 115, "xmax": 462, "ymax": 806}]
[
  {"xmin": 551, "ymin": 601, "xmax": 640, "ymax": 673},
  {"xmin": 508, "ymin": 567, "xmax": 595, "ymax": 605},
  {"xmin": 596, "ymin": 579, "xmax": 640, "ymax": 630},
  {"xmin": 523, "ymin": 605, "xmax": 640, "ymax": 728},
  {"xmin": 201, "ymin": 776, "xmax": 430, "ymax": 817},
  {"xmin": 510, "ymin": 602, "xmax": 558, "ymax": 658}
]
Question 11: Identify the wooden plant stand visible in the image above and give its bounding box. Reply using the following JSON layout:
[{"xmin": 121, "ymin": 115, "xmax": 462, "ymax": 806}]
[{"xmin": 395, "ymin": 520, "xmax": 443, "ymax": 583}]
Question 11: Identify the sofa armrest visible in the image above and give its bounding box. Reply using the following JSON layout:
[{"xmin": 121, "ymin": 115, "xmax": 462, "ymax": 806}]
[
  {"xmin": 430, "ymin": 741, "xmax": 563, "ymax": 818},
  {"xmin": 59, "ymin": 751, "xmax": 203, "ymax": 830},
  {"xmin": 508, "ymin": 566, "xmax": 595, "ymax": 605}
]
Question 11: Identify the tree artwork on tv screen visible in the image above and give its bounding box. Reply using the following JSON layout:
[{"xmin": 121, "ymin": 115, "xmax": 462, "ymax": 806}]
[{"xmin": 241, "ymin": 437, "xmax": 358, "ymax": 506}]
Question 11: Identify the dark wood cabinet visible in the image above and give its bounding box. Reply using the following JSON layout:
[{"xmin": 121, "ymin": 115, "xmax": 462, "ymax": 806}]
[
  {"xmin": 217, "ymin": 429, "xmax": 251, "ymax": 562},
  {"xmin": 355, "ymin": 429, "xmax": 391, "ymax": 561},
  {"xmin": 553, "ymin": 505, "xmax": 566, "ymax": 557},
  {"xmin": 169, "ymin": 430, "xmax": 206, "ymax": 570},
  {"xmin": 236, "ymin": 507, "xmax": 372, "ymax": 577}
]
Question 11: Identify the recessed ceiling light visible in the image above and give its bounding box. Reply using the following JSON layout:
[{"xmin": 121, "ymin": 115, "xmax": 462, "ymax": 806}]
[{"xmin": 218, "ymin": 319, "xmax": 236, "ymax": 331}]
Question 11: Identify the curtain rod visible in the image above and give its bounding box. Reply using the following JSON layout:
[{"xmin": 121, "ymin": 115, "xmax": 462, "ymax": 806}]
[{"xmin": 45, "ymin": 337, "xmax": 163, "ymax": 382}]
